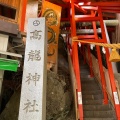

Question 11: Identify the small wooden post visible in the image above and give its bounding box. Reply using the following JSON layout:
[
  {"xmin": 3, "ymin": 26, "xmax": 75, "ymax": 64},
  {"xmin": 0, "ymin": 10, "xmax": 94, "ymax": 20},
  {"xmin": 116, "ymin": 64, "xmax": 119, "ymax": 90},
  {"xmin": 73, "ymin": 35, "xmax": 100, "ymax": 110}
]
[
  {"xmin": 0, "ymin": 34, "xmax": 8, "ymax": 111},
  {"xmin": 0, "ymin": 34, "xmax": 8, "ymax": 95},
  {"xmin": 18, "ymin": 18, "xmax": 47, "ymax": 120}
]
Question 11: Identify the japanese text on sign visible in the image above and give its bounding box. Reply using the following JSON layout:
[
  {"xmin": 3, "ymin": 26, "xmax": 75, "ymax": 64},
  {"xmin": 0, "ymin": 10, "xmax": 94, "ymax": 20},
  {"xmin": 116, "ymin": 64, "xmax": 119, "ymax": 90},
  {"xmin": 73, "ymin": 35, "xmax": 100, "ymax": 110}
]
[
  {"xmin": 26, "ymin": 73, "xmax": 40, "ymax": 86},
  {"xmin": 28, "ymin": 50, "xmax": 41, "ymax": 61},
  {"xmin": 23, "ymin": 100, "xmax": 39, "ymax": 113},
  {"xmin": 30, "ymin": 30, "xmax": 42, "ymax": 40}
]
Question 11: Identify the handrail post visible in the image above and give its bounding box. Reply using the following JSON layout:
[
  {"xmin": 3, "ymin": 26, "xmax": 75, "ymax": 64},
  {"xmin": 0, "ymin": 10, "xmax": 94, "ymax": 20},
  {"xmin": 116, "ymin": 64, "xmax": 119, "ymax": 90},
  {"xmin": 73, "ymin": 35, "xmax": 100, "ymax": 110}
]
[
  {"xmin": 87, "ymin": 45, "xmax": 94, "ymax": 77},
  {"xmin": 91, "ymin": 10, "xmax": 108, "ymax": 104},
  {"xmin": 70, "ymin": 0, "xmax": 83, "ymax": 119},
  {"xmin": 98, "ymin": 7, "xmax": 120, "ymax": 119},
  {"xmin": 96, "ymin": 46, "xmax": 108, "ymax": 104}
]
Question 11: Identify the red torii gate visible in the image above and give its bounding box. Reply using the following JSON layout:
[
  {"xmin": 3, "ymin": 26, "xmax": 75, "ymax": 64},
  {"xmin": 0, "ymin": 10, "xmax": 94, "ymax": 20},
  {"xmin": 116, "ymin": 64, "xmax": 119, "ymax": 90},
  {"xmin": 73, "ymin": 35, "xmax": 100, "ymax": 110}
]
[{"xmin": 66, "ymin": 1, "xmax": 120, "ymax": 120}]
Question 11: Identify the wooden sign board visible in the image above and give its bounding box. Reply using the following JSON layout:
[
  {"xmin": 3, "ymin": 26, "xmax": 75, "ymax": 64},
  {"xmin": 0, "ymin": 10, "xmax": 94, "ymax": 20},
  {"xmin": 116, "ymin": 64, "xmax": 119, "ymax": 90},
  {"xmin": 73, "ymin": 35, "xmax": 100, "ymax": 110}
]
[
  {"xmin": 41, "ymin": 1, "xmax": 61, "ymax": 65},
  {"xmin": 18, "ymin": 18, "xmax": 47, "ymax": 120}
]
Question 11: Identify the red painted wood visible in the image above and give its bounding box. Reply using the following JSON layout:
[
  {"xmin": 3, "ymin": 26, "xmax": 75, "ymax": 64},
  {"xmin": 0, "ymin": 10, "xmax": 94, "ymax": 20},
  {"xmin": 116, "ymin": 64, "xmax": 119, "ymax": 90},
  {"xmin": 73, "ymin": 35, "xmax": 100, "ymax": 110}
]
[
  {"xmin": 77, "ymin": 35, "xmax": 95, "ymax": 39},
  {"xmin": 102, "ymin": 9, "xmax": 120, "ymax": 13},
  {"xmin": 81, "ymin": 6, "xmax": 98, "ymax": 10},
  {"xmin": 61, "ymin": 18, "xmax": 70, "ymax": 21},
  {"xmin": 91, "ymin": 10, "xmax": 108, "ymax": 104},
  {"xmin": 20, "ymin": 0, "xmax": 27, "ymax": 32},
  {"xmin": 98, "ymin": 7, "xmax": 120, "ymax": 119},
  {"xmin": 83, "ymin": 2, "xmax": 120, "ymax": 7},
  {"xmin": 74, "ymin": 4, "xmax": 87, "ymax": 14},
  {"xmin": 101, "ymin": 6, "xmax": 120, "ymax": 10},
  {"xmin": 74, "ymin": 39, "xmax": 105, "ymax": 43},
  {"xmin": 70, "ymin": 0, "xmax": 83, "ymax": 119},
  {"xmin": 75, "ymin": 16, "xmax": 100, "ymax": 22}
]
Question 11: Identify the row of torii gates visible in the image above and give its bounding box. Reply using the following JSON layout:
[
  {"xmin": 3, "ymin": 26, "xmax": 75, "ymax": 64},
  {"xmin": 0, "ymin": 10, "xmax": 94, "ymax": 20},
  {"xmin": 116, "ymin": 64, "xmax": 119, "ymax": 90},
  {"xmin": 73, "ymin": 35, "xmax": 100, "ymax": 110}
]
[
  {"xmin": 69, "ymin": 1, "xmax": 120, "ymax": 120},
  {"xmin": 20, "ymin": 0, "xmax": 120, "ymax": 120}
]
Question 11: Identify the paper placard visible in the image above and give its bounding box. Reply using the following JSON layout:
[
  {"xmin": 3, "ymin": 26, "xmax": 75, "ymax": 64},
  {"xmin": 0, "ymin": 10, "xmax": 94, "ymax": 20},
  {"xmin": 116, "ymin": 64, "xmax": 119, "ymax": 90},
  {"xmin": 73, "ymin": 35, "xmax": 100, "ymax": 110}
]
[
  {"xmin": 113, "ymin": 92, "xmax": 119, "ymax": 105},
  {"xmin": 78, "ymin": 92, "xmax": 82, "ymax": 105}
]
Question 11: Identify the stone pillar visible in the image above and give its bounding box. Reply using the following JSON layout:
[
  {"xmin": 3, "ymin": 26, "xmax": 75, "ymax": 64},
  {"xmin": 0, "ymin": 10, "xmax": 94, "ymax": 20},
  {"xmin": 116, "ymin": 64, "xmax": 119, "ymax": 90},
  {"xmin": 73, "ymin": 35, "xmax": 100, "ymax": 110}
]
[{"xmin": 18, "ymin": 18, "xmax": 47, "ymax": 120}]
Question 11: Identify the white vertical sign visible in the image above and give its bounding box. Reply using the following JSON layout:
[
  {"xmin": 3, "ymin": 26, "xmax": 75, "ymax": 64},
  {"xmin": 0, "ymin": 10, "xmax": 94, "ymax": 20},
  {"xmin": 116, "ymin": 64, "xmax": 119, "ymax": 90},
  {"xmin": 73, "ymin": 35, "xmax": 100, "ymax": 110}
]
[{"xmin": 18, "ymin": 18, "xmax": 47, "ymax": 120}]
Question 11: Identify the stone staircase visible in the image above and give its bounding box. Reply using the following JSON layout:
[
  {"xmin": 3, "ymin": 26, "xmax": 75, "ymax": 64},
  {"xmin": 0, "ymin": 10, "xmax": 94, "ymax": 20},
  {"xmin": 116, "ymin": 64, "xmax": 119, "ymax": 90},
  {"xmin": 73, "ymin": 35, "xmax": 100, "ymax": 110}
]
[{"xmin": 80, "ymin": 61, "xmax": 117, "ymax": 120}]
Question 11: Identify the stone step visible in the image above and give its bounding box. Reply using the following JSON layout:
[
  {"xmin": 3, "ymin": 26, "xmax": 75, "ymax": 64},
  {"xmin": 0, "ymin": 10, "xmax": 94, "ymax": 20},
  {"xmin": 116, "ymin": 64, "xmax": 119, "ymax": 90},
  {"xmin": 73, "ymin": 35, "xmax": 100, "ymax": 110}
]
[
  {"xmin": 81, "ymin": 82, "xmax": 99, "ymax": 87},
  {"xmin": 83, "ymin": 100, "xmax": 102, "ymax": 105},
  {"xmin": 84, "ymin": 118, "xmax": 116, "ymax": 120},
  {"xmin": 82, "ymin": 94, "xmax": 103, "ymax": 100},
  {"xmin": 80, "ymin": 69, "xmax": 89, "ymax": 72},
  {"xmin": 84, "ymin": 110, "xmax": 115, "ymax": 118},
  {"xmin": 82, "ymin": 90, "xmax": 102, "ymax": 95},
  {"xmin": 80, "ymin": 68, "xmax": 90, "ymax": 71},
  {"xmin": 83, "ymin": 104, "xmax": 111, "ymax": 111},
  {"xmin": 80, "ymin": 72, "xmax": 90, "ymax": 76},
  {"xmin": 80, "ymin": 65, "xmax": 89, "ymax": 67},
  {"xmin": 82, "ymin": 85, "xmax": 100, "ymax": 90},
  {"xmin": 80, "ymin": 67, "xmax": 89, "ymax": 69},
  {"xmin": 81, "ymin": 83, "xmax": 99, "ymax": 87},
  {"xmin": 81, "ymin": 80, "xmax": 96, "ymax": 84},
  {"xmin": 81, "ymin": 77, "xmax": 95, "ymax": 81},
  {"xmin": 80, "ymin": 75, "xmax": 94, "ymax": 81},
  {"xmin": 80, "ymin": 64, "xmax": 116, "ymax": 120},
  {"xmin": 80, "ymin": 68, "xmax": 90, "ymax": 74}
]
